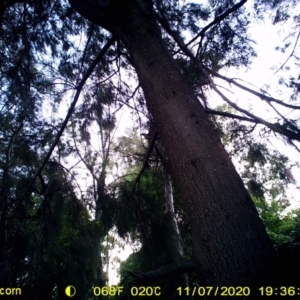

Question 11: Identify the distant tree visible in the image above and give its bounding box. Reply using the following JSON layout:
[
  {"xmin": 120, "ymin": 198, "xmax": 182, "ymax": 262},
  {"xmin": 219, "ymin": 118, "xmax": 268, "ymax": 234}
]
[
  {"xmin": 116, "ymin": 168, "xmax": 192, "ymax": 299},
  {"xmin": 70, "ymin": 82, "xmax": 118, "ymax": 287}
]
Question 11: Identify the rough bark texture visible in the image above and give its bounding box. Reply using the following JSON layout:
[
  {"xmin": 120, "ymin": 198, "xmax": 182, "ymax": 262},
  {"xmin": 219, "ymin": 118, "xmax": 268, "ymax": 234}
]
[{"xmin": 69, "ymin": 0, "xmax": 275, "ymax": 295}]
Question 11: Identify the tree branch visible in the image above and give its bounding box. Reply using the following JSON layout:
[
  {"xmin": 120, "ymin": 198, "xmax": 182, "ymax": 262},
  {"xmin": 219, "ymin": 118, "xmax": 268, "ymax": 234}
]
[
  {"xmin": 205, "ymin": 107, "xmax": 256, "ymax": 123},
  {"xmin": 202, "ymin": 65, "xmax": 300, "ymax": 110},
  {"xmin": 155, "ymin": 14, "xmax": 300, "ymax": 142},
  {"xmin": 132, "ymin": 130, "xmax": 158, "ymax": 193},
  {"xmin": 185, "ymin": 0, "xmax": 248, "ymax": 47},
  {"xmin": 21, "ymin": 35, "xmax": 116, "ymax": 201},
  {"xmin": 211, "ymin": 83, "xmax": 300, "ymax": 141},
  {"xmin": 272, "ymin": 30, "xmax": 300, "ymax": 77},
  {"xmin": 155, "ymin": 11, "xmax": 194, "ymax": 59}
]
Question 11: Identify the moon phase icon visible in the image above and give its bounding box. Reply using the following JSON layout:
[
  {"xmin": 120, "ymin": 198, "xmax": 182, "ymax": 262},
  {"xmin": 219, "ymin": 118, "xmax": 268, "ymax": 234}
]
[{"xmin": 65, "ymin": 286, "xmax": 76, "ymax": 297}]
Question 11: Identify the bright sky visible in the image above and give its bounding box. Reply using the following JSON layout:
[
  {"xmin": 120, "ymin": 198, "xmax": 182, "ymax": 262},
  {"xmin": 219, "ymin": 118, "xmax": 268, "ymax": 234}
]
[{"xmin": 217, "ymin": 3, "xmax": 300, "ymax": 207}]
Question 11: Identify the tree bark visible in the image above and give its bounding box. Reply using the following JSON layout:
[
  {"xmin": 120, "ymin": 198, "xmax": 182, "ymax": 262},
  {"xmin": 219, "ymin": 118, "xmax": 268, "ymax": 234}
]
[
  {"xmin": 162, "ymin": 170, "xmax": 189, "ymax": 291},
  {"xmin": 163, "ymin": 170, "xmax": 185, "ymax": 263},
  {"xmin": 69, "ymin": 0, "xmax": 275, "ymax": 295}
]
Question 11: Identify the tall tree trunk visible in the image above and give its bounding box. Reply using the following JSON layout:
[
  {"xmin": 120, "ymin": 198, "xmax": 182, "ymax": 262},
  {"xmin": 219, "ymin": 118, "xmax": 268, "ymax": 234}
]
[
  {"xmin": 163, "ymin": 170, "xmax": 185, "ymax": 263},
  {"xmin": 162, "ymin": 170, "xmax": 188, "ymax": 290},
  {"xmin": 94, "ymin": 172, "xmax": 107, "ymax": 291},
  {"xmin": 69, "ymin": 0, "xmax": 275, "ymax": 294}
]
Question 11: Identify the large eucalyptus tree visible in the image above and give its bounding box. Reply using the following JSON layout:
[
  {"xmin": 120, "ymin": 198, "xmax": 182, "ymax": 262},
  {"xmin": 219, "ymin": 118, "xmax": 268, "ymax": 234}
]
[{"xmin": 67, "ymin": 0, "xmax": 275, "ymax": 292}]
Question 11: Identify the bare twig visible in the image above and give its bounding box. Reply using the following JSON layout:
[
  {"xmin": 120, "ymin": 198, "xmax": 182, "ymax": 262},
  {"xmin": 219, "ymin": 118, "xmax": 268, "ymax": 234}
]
[{"xmin": 272, "ymin": 30, "xmax": 300, "ymax": 77}]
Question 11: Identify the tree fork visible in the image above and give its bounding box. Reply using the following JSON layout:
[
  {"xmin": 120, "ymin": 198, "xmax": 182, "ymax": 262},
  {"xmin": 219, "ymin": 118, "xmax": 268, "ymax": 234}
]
[{"xmin": 69, "ymin": 0, "xmax": 275, "ymax": 294}]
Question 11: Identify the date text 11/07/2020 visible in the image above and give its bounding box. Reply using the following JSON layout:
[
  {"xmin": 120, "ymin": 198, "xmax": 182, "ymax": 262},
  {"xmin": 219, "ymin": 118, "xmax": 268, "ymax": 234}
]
[
  {"xmin": 91, "ymin": 286, "xmax": 300, "ymax": 297},
  {"xmin": 177, "ymin": 286, "xmax": 300, "ymax": 297}
]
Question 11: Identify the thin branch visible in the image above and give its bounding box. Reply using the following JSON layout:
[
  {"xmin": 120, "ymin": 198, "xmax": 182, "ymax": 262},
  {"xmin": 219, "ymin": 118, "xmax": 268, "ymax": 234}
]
[
  {"xmin": 155, "ymin": 11, "xmax": 194, "ymax": 59},
  {"xmin": 21, "ymin": 35, "xmax": 117, "ymax": 201},
  {"xmin": 203, "ymin": 65, "xmax": 300, "ymax": 110},
  {"xmin": 132, "ymin": 130, "xmax": 158, "ymax": 193},
  {"xmin": 272, "ymin": 30, "xmax": 300, "ymax": 77},
  {"xmin": 156, "ymin": 9, "xmax": 300, "ymax": 118},
  {"xmin": 289, "ymin": 139, "xmax": 300, "ymax": 154},
  {"xmin": 185, "ymin": 0, "xmax": 248, "ymax": 47},
  {"xmin": 72, "ymin": 128, "xmax": 98, "ymax": 182},
  {"xmin": 263, "ymin": 97, "xmax": 300, "ymax": 133},
  {"xmin": 113, "ymin": 84, "xmax": 140, "ymax": 114},
  {"xmin": 78, "ymin": 24, "xmax": 95, "ymax": 79},
  {"xmin": 106, "ymin": 173, "xmax": 139, "ymax": 186},
  {"xmin": 205, "ymin": 107, "xmax": 256, "ymax": 123},
  {"xmin": 211, "ymin": 83, "xmax": 300, "ymax": 141},
  {"xmin": 158, "ymin": 8, "xmax": 300, "ymax": 143}
]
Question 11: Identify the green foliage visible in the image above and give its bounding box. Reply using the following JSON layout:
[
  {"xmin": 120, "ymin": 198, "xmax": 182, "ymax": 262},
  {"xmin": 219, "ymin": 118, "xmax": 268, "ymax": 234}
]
[
  {"xmin": 115, "ymin": 165, "xmax": 194, "ymax": 298},
  {"xmin": 253, "ymin": 197, "xmax": 300, "ymax": 285},
  {"xmin": 119, "ymin": 251, "xmax": 145, "ymax": 285},
  {"xmin": 8, "ymin": 178, "xmax": 99, "ymax": 300},
  {"xmin": 254, "ymin": 197, "xmax": 294, "ymax": 245}
]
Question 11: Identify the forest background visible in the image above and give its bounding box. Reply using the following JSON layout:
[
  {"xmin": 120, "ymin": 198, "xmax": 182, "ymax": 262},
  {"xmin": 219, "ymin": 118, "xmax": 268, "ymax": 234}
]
[{"xmin": 1, "ymin": 0, "xmax": 300, "ymax": 299}]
